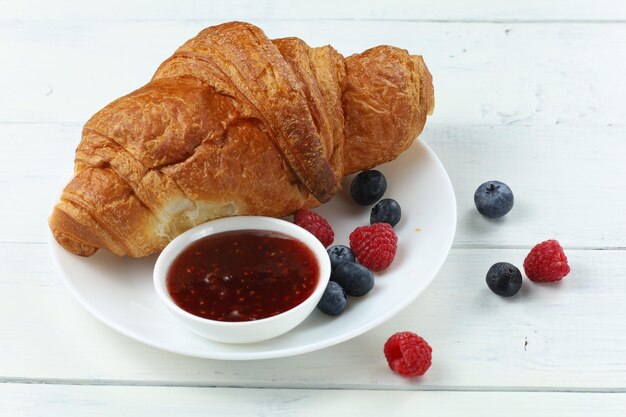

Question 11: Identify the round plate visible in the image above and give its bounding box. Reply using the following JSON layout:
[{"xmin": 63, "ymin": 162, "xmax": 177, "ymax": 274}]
[{"xmin": 49, "ymin": 140, "xmax": 456, "ymax": 360}]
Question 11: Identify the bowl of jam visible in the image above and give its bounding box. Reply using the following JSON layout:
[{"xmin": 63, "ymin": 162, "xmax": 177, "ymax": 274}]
[{"xmin": 153, "ymin": 216, "xmax": 331, "ymax": 344}]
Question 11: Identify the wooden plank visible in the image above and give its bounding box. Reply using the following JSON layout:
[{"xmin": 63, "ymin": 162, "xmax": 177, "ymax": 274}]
[
  {"xmin": 427, "ymin": 125, "xmax": 626, "ymax": 249},
  {"xmin": 1, "ymin": 21, "xmax": 624, "ymax": 126},
  {"xmin": 4, "ymin": 123, "xmax": 625, "ymax": 248},
  {"xmin": 2, "ymin": 245, "xmax": 625, "ymax": 390},
  {"xmin": 1, "ymin": 0, "xmax": 625, "ymax": 21},
  {"xmin": 2, "ymin": 384, "xmax": 626, "ymax": 417}
]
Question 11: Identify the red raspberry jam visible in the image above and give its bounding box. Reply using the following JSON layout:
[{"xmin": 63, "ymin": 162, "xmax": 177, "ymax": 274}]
[{"xmin": 166, "ymin": 230, "xmax": 319, "ymax": 322}]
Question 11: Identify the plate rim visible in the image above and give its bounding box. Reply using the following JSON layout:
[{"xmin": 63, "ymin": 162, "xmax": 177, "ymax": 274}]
[{"xmin": 48, "ymin": 140, "xmax": 457, "ymax": 360}]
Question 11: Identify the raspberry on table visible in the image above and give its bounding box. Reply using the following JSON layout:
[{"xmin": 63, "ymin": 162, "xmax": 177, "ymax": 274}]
[
  {"xmin": 293, "ymin": 209, "xmax": 334, "ymax": 247},
  {"xmin": 524, "ymin": 239, "xmax": 570, "ymax": 282},
  {"xmin": 384, "ymin": 332, "xmax": 432, "ymax": 377},
  {"xmin": 349, "ymin": 223, "xmax": 397, "ymax": 271}
]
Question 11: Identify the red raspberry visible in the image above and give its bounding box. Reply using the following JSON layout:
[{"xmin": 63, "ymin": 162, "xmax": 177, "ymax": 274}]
[
  {"xmin": 384, "ymin": 332, "xmax": 432, "ymax": 377},
  {"xmin": 349, "ymin": 223, "xmax": 397, "ymax": 271},
  {"xmin": 524, "ymin": 239, "xmax": 570, "ymax": 282},
  {"xmin": 293, "ymin": 209, "xmax": 334, "ymax": 247}
]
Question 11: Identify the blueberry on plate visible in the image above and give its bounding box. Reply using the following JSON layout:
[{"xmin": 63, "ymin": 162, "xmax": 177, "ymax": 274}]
[
  {"xmin": 317, "ymin": 281, "xmax": 347, "ymax": 315},
  {"xmin": 350, "ymin": 170, "xmax": 387, "ymax": 205},
  {"xmin": 327, "ymin": 245, "xmax": 356, "ymax": 271},
  {"xmin": 486, "ymin": 262, "xmax": 522, "ymax": 297},
  {"xmin": 370, "ymin": 198, "xmax": 402, "ymax": 227},
  {"xmin": 474, "ymin": 180, "xmax": 514, "ymax": 218},
  {"xmin": 331, "ymin": 262, "xmax": 375, "ymax": 297}
]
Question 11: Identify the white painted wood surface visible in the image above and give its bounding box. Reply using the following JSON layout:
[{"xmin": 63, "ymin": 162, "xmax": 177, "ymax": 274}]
[
  {"xmin": 3, "ymin": 21, "xmax": 625, "ymax": 126},
  {"xmin": 2, "ymin": 385, "xmax": 626, "ymax": 417},
  {"xmin": 2, "ymin": 0, "xmax": 625, "ymax": 415},
  {"xmin": 2, "ymin": 0, "xmax": 626, "ymax": 21},
  {"xmin": 3, "ymin": 246, "xmax": 626, "ymax": 390}
]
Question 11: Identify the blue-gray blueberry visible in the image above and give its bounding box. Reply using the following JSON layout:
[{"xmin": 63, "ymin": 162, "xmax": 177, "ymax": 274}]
[
  {"xmin": 331, "ymin": 262, "xmax": 375, "ymax": 297},
  {"xmin": 327, "ymin": 245, "xmax": 356, "ymax": 271},
  {"xmin": 350, "ymin": 170, "xmax": 387, "ymax": 205},
  {"xmin": 370, "ymin": 198, "xmax": 401, "ymax": 227},
  {"xmin": 486, "ymin": 262, "xmax": 522, "ymax": 297},
  {"xmin": 317, "ymin": 281, "xmax": 347, "ymax": 315},
  {"xmin": 474, "ymin": 180, "xmax": 514, "ymax": 218}
]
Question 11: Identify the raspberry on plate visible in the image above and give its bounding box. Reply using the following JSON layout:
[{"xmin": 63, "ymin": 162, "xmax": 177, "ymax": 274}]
[
  {"xmin": 524, "ymin": 239, "xmax": 570, "ymax": 282},
  {"xmin": 384, "ymin": 332, "xmax": 432, "ymax": 377},
  {"xmin": 349, "ymin": 223, "xmax": 397, "ymax": 271},
  {"xmin": 293, "ymin": 209, "xmax": 334, "ymax": 247}
]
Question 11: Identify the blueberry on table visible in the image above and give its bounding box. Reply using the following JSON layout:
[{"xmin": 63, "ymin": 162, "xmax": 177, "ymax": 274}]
[
  {"xmin": 370, "ymin": 198, "xmax": 402, "ymax": 227},
  {"xmin": 317, "ymin": 281, "xmax": 347, "ymax": 316},
  {"xmin": 486, "ymin": 262, "xmax": 522, "ymax": 297},
  {"xmin": 331, "ymin": 262, "xmax": 375, "ymax": 297},
  {"xmin": 350, "ymin": 170, "xmax": 387, "ymax": 205},
  {"xmin": 327, "ymin": 245, "xmax": 356, "ymax": 271},
  {"xmin": 474, "ymin": 180, "xmax": 514, "ymax": 218}
]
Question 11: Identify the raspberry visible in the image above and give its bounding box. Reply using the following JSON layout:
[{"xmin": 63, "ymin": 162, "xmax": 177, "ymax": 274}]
[
  {"xmin": 349, "ymin": 223, "xmax": 397, "ymax": 271},
  {"xmin": 293, "ymin": 209, "xmax": 334, "ymax": 247},
  {"xmin": 384, "ymin": 332, "xmax": 432, "ymax": 377},
  {"xmin": 524, "ymin": 239, "xmax": 570, "ymax": 282}
]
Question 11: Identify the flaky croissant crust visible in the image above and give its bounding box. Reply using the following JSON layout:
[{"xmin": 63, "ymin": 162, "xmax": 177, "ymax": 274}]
[{"xmin": 49, "ymin": 22, "xmax": 434, "ymax": 257}]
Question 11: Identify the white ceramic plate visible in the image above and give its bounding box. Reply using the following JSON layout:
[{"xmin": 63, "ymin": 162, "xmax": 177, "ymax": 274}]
[{"xmin": 49, "ymin": 140, "xmax": 456, "ymax": 360}]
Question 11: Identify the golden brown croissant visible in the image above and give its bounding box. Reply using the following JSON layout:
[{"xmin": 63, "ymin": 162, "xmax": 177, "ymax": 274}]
[{"xmin": 49, "ymin": 22, "xmax": 434, "ymax": 257}]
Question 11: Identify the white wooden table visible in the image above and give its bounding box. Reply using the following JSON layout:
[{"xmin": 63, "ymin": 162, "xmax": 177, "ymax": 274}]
[{"xmin": 2, "ymin": 1, "xmax": 626, "ymax": 415}]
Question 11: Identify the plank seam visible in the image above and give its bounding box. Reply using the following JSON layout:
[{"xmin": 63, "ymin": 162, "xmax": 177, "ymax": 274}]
[
  {"xmin": 2, "ymin": 377, "xmax": 626, "ymax": 393},
  {"xmin": 2, "ymin": 18, "xmax": 626, "ymax": 24}
]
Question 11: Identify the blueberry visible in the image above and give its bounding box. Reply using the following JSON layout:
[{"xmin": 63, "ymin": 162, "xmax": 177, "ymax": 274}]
[
  {"xmin": 350, "ymin": 170, "xmax": 387, "ymax": 205},
  {"xmin": 370, "ymin": 198, "xmax": 402, "ymax": 227},
  {"xmin": 486, "ymin": 262, "xmax": 522, "ymax": 297},
  {"xmin": 317, "ymin": 281, "xmax": 347, "ymax": 315},
  {"xmin": 327, "ymin": 245, "xmax": 356, "ymax": 271},
  {"xmin": 474, "ymin": 180, "xmax": 514, "ymax": 218},
  {"xmin": 331, "ymin": 262, "xmax": 375, "ymax": 297}
]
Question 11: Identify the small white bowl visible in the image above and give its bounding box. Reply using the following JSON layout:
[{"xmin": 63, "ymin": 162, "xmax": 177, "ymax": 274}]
[{"xmin": 153, "ymin": 216, "xmax": 331, "ymax": 344}]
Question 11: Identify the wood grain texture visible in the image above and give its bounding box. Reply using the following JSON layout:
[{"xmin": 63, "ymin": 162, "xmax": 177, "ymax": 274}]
[
  {"xmin": 3, "ymin": 124, "xmax": 624, "ymax": 248},
  {"xmin": 2, "ymin": 244, "xmax": 625, "ymax": 390},
  {"xmin": 428, "ymin": 125, "xmax": 626, "ymax": 249},
  {"xmin": 2, "ymin": 384, "xmax": 626, "ymax": 417},
  {"xmin": 2, "ymin": 0, "xmax": 625, "ymax": 21},
  {"xmin": 1, "ymin": 21, "xmax": 625, "ymax": 127},
  {"xmin": 2, "ymin": 1, "xmax": 626, "ymax": 412}
]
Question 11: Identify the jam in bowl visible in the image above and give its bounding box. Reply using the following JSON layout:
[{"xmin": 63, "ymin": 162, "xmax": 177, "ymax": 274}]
[{"xmin": 153, "ymin": 216, "xmax": 331, "ymax": 343}]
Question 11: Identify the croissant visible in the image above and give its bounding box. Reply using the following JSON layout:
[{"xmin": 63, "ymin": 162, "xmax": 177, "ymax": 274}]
[{"xmin": 49, "ymin": 22, "xmax": 434, "ymax": 257}]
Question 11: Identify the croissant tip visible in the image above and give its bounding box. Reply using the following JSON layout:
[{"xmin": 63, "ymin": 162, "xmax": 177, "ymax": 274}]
[
  {"xmin": 52, "ymin": 229, "xmax": 99, "ymax": 257},
  {"xmin": 49, "ymin": 207, "xmax": 99, "ymax": 257}
]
